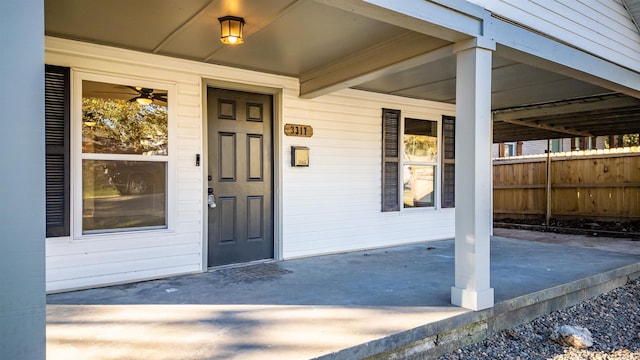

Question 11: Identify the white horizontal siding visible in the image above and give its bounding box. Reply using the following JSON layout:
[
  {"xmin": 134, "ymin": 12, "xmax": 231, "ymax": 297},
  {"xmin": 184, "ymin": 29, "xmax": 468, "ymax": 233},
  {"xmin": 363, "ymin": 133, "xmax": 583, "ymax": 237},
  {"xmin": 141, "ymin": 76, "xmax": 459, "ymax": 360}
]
[
  {"xmin": 45, "ymin": 233, "xmax": 202, "ymax": 292},
  {"xmin": 45, "ymin": 36, "xmax": 458, "ymax": 291},
  {"xmin": 48, "ymin": 254, "xmax": 199, "ymax": 283},
  {"xmin": 47, "ymin": 265, "xmax": 200, "ymax": 293},
  {"xmin": 44, "ymin": 36, "xmax": 300, "ymax": 292},
  {"xmin": 281, "ymin": 89, "xmax": 456, "ymax": 259},
  {"xmin": 45, "ymin": 37, "xmax": 210, "ymax": 292},
  {"xmin": 283, "ymin": 210, "xmax": 456, "ymax": 257},
  {"xmin": 469, "ymin": 0, "xmax": 640, "ymax": 72},
  {"xmin": 47, "ymin": 243, "xmax": 201, "ymax": 272},
  {"xmin": 46, "ymin": 232, "xmax": 198, "ymax": 257},
  {"xmin": 522, "ymin": 140, "xmax": 548, "ymax": 156}
]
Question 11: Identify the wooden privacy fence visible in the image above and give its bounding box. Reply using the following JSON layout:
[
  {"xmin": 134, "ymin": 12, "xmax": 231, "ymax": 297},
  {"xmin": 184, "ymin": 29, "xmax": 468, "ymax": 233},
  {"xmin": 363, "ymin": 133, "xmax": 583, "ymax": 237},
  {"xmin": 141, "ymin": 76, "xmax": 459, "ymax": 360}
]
[{"xmin": 493, "ymin": 147, "xmax": 640, "ymax": 222}]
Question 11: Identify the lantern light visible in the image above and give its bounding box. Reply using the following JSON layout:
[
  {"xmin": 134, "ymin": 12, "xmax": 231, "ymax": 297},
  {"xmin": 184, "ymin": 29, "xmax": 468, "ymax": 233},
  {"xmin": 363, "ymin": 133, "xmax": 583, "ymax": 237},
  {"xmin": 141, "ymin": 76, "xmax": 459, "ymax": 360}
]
[{"xmin": 218, "ymin": 16, "xmax": 245, "ymax": 45}]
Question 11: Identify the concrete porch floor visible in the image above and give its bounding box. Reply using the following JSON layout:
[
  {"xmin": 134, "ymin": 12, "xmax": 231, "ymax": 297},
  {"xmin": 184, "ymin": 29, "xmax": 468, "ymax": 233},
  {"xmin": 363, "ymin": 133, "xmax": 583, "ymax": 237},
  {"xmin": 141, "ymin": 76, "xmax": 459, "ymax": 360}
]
[{"xmin": 46, "ymin": 232, "xmax": 640, "ymax": 360}]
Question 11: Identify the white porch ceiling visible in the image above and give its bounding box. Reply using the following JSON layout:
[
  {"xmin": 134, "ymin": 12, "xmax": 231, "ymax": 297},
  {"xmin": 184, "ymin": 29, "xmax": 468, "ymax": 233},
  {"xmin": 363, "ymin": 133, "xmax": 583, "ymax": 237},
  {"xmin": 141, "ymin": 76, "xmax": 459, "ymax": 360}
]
[{"xmin": 45, "ymin": 0, "xmax": 640, "ymax": 143}]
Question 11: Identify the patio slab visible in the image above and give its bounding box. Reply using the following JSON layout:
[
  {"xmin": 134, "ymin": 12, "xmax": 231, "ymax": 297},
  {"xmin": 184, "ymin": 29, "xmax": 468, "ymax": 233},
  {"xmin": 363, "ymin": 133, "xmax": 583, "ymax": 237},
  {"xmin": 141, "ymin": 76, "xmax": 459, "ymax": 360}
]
[{"xmin": 46, "ymin": 235, "xmax": 640, "ymax": 359}]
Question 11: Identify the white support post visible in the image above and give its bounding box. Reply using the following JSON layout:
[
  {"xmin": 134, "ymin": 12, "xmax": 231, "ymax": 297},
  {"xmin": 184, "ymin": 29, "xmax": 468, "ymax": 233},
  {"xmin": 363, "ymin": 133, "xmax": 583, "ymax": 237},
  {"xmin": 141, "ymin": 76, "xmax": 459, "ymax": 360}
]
[
  {"xmin": 0, "ymin": 0, "xmax": 46, "ymax": 358},
  {"xmin": 451, "ymin": 38, "xmax": 495, "ymax": 311}
]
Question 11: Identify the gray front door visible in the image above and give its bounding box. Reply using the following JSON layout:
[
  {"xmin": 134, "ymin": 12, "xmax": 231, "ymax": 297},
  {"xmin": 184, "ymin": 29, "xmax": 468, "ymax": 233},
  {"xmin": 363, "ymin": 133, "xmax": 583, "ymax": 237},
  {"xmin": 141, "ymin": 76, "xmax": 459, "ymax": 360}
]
[{"xmin": 207, "ymin": 88, "xmax": 273, "ymax": 266}]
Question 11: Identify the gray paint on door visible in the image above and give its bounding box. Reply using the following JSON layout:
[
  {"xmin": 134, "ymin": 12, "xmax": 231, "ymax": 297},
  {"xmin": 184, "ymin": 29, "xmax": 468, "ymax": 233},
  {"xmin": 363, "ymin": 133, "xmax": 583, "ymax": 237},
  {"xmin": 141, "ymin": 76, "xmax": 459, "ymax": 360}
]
[{"xmin": 207, "ymin": 88, "xmax": 274, "ymax": 266}]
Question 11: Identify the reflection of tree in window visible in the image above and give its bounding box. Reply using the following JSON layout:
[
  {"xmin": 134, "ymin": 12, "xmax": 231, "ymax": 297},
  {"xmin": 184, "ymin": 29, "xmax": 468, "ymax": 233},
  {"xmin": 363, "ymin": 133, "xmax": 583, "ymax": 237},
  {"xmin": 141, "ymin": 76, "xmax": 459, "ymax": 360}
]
[
  {"xmin": 403, "ymin": 119, "xmax": 437, "ymax": 162},
  {"xmin": 81, "ymin": 80, "xmax": 168, "ymax": 233},
  {"xmin": 82, "ymin": 98, "xmax": 168, "ymax": 155}
]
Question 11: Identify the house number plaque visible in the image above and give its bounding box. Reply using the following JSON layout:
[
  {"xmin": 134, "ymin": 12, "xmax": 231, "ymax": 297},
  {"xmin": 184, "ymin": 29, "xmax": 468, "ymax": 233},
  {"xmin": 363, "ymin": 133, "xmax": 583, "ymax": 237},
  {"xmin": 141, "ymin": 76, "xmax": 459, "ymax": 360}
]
[{"xmin": 284, "ymin": 123, "xmax": 313, "ymax": 137}]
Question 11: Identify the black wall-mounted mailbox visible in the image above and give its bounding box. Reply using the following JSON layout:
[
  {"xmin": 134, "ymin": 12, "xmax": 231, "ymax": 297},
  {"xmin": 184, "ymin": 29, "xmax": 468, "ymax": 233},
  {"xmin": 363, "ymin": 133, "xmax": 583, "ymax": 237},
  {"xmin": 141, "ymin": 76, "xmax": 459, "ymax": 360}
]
[{"xmin": 291, "ymin": 146, "xmax": 309, "ymax": 167}]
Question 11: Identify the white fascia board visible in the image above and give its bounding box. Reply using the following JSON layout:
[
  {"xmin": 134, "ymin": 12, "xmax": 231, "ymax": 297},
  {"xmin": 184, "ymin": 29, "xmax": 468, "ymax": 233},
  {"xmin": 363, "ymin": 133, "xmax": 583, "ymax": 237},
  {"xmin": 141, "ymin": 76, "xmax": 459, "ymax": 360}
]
[
  {"xmin": 316, "ymin": 0, "xmax": 487, "ymax": 42},
  {"xmin": 363, "ymin": 0, "xmax": 488, "ymax": 37},
  {"xmin": 493, "ymin": 18, "xmax": 640, "ymax": 99}
]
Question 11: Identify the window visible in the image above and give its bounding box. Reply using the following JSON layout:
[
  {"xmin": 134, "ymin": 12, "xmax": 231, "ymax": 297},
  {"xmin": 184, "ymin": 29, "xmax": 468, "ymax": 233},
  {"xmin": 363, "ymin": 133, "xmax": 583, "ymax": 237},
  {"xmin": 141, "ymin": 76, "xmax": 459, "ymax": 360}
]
[
  {"xmin": 505, "ymin": 142, "xmax": 516, "ymax": 157},
  {"xmin": 45, "ymin": 68, "xmax": 172, "ymax": 237},
  {"xmin": 498, "ymin": 141, "xmax": 522, "ymax": 157},
  {"xmin": 382, "ymin": 109, "xmax": 455, "ymax": 211},
  {"xmin": 403, "ymin": 118, "xmax": 437, "ymax": 208},
  {"xmin": 80, "ymin": 79, "xmax": 169, "ymax": 233}
]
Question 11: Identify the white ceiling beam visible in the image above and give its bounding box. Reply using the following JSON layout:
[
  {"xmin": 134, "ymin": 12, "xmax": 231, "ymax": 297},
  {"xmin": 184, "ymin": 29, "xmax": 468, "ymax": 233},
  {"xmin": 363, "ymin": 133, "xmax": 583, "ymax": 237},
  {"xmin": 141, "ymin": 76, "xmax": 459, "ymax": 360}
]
[
  {"xmin": 303, "ymin": 0, "xmax": 491, "ymax": 99},
  {"xmin": 493, "ymin": 18, "xmax": 640, "ymax": 99},
  {"xmin": 300, "ymin": 34, "xmax": 454, "ymax": 99},
  {"xmin": 493, "ymin": 95, "xmax": 640, "ymax": 122},
  {"xmin": 314, "ymin": 0, "xmax": 486, "ymax": 42}
]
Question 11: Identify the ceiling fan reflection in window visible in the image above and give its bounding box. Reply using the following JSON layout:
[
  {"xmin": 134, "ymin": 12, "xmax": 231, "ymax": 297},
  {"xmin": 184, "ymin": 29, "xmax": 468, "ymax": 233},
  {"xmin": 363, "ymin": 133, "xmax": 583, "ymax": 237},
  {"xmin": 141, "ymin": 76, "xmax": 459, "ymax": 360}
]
[
  {"xmin": 86, "ymin": 81, "xmax": 168, "ymax": 105},
  {"xmin": 127, "ymin": 86, "xmax": 167, "ymax": 105}
]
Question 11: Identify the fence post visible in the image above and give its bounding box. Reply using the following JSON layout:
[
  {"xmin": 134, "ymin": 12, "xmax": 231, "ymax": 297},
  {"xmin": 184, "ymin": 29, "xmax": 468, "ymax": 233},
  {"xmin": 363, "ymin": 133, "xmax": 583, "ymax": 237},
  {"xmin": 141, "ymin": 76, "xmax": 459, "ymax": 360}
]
[{"xmin": 546, "ymin": 139, "xmax": 552, "ymax": 226}]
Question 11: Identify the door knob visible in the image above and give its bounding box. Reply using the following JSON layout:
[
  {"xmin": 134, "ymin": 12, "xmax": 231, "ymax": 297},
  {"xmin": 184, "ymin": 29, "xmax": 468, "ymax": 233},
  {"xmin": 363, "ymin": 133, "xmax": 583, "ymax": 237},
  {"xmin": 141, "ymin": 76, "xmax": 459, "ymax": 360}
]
[
  {"xmin": 207, "ymin": 187, "xmax": 216, "ymax": 208},
  {"xmin": 208, "ymin": 194, "xmax": 216, "ymax": 208}
]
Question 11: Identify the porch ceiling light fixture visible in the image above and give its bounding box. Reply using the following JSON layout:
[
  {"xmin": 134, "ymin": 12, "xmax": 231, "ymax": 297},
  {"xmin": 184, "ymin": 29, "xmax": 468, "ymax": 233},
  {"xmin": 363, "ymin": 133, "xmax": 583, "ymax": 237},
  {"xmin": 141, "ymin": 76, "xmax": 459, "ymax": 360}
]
[{"xmin": 218, "ymin": 16, "xmax": 245, "ymax": 45}]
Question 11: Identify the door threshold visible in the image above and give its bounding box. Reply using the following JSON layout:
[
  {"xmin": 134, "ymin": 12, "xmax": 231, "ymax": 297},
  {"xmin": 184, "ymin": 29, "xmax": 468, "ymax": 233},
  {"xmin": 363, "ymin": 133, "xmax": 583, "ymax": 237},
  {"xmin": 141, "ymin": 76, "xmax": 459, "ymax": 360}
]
[{"xmin": 207, "ymin": 258, "xmax": 276, "ymax": 272}]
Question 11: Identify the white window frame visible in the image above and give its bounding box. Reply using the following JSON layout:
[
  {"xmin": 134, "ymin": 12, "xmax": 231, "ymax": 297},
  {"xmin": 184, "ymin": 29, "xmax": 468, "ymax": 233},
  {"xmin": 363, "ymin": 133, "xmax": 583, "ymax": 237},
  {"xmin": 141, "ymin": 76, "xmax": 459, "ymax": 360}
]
[
  {"xmin": 505, "ymin": 142, "xmax": 516, "ymax": 157},
  {"xmin": 71, "ymin": 70, "xmax": 177, "ymax": 239},
  {"xmin": 400, "ymin": 115, "xmax": 441, "ymax": 210}
]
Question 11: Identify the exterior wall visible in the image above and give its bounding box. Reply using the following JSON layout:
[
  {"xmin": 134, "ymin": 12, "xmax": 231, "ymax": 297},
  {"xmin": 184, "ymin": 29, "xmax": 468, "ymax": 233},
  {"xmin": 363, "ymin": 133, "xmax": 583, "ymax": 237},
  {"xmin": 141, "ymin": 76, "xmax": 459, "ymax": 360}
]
[
  {"xmin": 493, "ymin": 137, "xmax": 613, "ymax": 158},
  {"xmin": 492, "ymin": 140, "xmax": 547, "ymax": 157},
  {"xmin": 282, "ymin": 90, "xmax": 456, "ymax": 258},
  {"xmin": 45, "ymin": 37, "xmax": 456, "ymax": 291},
  {"xmin": 521, "ymin": 140, "xmax": 548, "ymax": 155},
  {"xmin": 468, "ymin": 0, "xmax": 640, "ymax": 72},
  {"xmin": 46, "ymin": 38, "xmax": 209, "ymax": 292}
]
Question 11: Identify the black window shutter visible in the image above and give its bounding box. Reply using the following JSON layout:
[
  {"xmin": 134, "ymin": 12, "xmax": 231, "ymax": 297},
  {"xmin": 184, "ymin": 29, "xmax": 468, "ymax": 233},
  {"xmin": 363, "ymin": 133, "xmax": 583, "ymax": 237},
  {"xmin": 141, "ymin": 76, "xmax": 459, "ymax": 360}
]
[
  {"xmin": 382, "ymin": 108, "xmax": 401, "ymax": 212},
  {"xmin": 45, "ymin": 65, "xmax": 70, "ymax": 237},
  {"xmin": 441, "ymin": 115, "xmax": 455, "ymax": 208}
]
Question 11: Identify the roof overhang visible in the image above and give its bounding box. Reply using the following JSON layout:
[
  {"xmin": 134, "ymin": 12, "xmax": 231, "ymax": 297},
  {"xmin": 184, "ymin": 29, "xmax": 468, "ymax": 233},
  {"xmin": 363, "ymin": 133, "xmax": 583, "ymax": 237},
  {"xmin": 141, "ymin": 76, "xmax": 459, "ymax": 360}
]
[
  {"xmin": 622, "ymin": 0, "xmax": 640, "ymax": 33},
  {"xmin": 44, "ymin": 0, "xmax": 640, "ymax": 143}
]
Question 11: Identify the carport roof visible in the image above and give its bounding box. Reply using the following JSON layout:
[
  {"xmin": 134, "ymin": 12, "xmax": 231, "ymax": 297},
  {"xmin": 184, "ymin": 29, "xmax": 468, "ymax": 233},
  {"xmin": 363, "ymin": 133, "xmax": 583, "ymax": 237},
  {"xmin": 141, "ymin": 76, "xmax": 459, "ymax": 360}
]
[
  {"xmin": 623, "ymin": 0, "xmax": 640, "ymax": 33},
  {"xmin": 492, "ymin": 93, "xmax": 640, "ymax": 143},
  {"xmin": 44, "ymin": 0, "xmax": 640, "ymax": 143}
]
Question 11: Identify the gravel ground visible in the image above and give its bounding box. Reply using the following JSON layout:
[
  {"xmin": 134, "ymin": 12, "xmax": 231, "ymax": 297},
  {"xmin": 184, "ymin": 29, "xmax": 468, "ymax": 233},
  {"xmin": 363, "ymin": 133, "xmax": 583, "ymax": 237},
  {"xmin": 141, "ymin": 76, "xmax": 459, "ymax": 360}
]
[{"xmin": 438, "ymin": 278, "xmax": 640, "ymax": 360}]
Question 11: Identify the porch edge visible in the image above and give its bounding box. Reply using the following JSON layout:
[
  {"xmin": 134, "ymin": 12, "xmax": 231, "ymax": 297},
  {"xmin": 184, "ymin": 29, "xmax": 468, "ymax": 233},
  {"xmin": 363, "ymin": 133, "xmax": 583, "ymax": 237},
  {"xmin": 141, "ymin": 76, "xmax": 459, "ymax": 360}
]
[{"xmin": 313, "ymin": 262, "xmax": 640, "ymax": 360}]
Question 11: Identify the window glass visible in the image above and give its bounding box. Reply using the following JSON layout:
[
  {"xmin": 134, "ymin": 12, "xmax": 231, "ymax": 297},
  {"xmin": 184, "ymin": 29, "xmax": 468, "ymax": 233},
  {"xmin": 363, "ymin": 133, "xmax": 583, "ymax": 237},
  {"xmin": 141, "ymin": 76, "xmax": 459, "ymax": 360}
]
[
  {"xmin": 403, "ymin": 165, "xmax": 435, "ymax": 208},
  {"xmin": 403, "ymin": 118, "xmax": 438, "ymax": 208},
  {"xmin": 82, "ymin": 160, "xmax": 166, "ymax": 232},
  {"xmin": 81, "ymin": 79, "xmax": 168, "ymax": 233},
  {"xmin": 404, "ymin": 118, "xmax": 437, "ymax": 162},
  {"xmin": 82, "ymin": 81, "xmax": 168, "ymax": 155}
]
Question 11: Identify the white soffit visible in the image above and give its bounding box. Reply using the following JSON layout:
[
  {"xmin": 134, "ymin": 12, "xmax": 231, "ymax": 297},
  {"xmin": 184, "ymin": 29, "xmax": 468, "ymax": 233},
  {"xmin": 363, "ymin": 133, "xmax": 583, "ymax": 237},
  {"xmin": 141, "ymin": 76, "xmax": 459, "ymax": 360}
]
[{"xmin": 622, "ymin": 0, "xmax": 640, "ymax": 33}]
